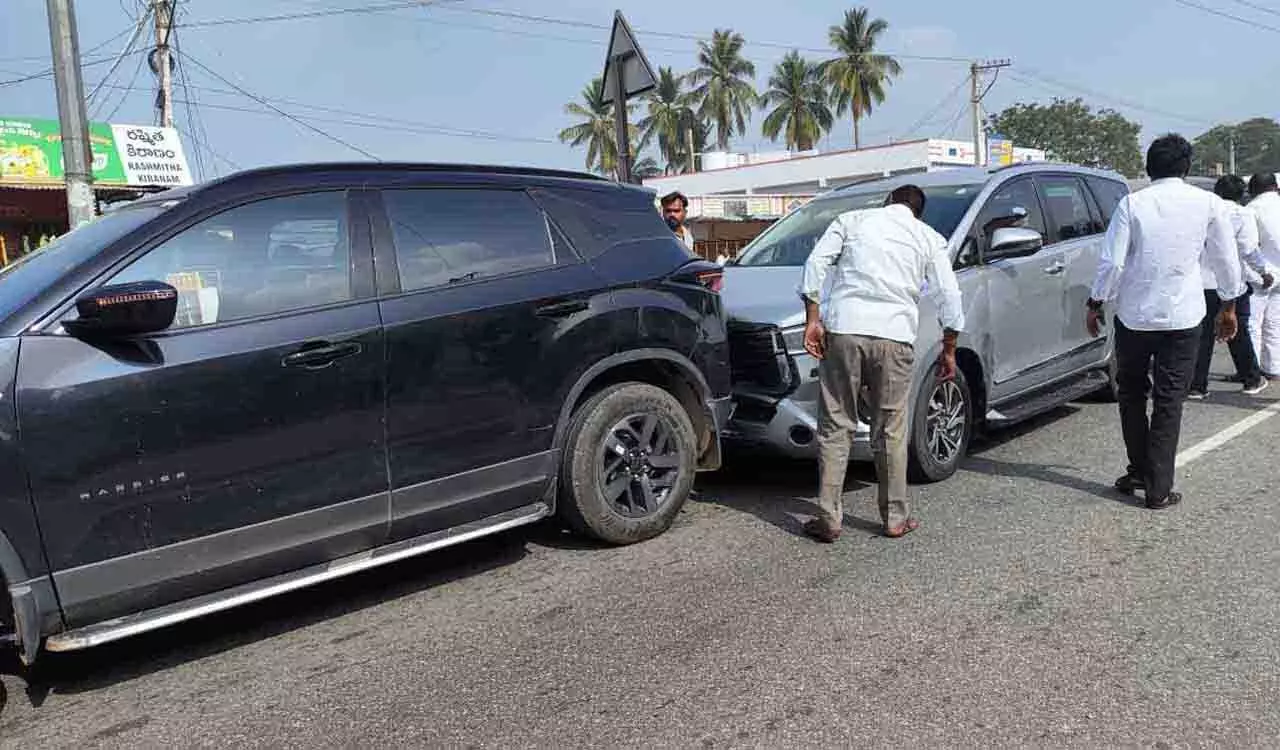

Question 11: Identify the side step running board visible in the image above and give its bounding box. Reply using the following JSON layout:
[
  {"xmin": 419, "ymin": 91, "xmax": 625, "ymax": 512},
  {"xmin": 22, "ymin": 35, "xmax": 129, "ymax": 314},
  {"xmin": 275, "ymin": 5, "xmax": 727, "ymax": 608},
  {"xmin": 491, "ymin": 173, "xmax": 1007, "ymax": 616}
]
[
  {"xmin": 45, "ymin": 502, "xmax": 552, "ymax": 653},
  {"xmin": 986, "ymin": 370, "xmax": 1109, "ymax": 427}
]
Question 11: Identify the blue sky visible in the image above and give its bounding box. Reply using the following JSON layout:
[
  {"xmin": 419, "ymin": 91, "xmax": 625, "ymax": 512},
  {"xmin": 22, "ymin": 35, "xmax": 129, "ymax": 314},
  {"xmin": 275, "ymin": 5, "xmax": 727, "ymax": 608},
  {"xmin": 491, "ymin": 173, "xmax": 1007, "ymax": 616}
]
[{"xmin": 3, "ymin": 0, "xmax": 1275, "ymax": 180}]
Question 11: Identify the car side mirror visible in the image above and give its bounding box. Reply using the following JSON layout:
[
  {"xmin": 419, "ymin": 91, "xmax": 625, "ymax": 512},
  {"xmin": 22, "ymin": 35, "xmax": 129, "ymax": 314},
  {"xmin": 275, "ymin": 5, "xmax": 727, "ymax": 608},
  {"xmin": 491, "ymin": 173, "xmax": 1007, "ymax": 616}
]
[
  {"xmin": 63, "ymin": 281, "xmax": 178, "ymax": 339},
  {"xmin": 986, "ymin": 227, "xmax": 1044, "ymax": 261}
]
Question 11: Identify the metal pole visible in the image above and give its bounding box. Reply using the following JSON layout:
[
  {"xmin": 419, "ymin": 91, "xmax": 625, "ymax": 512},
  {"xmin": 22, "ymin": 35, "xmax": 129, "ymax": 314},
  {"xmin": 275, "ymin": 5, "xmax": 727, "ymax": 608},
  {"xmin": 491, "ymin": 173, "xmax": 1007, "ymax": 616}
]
[
  {"xmin": 1229, "ymin": 132, "xmax": 1237, "ymax": 175},
  {"xmin": 612, "ymin": 53, "xmax": 632, "ymax": 184},
  {"xmin": 46, "ymin": 0, "xmax": 95, "ymax": 230},
  {"xmin": 154, "ymin": 0, "xmax": 173, "ymax": 128},
  {"xmin": 971, "ymin": 62, "xmax": 982, "ymax": 167},
  {"xmin": 686, "ymin": 126, "xmax": 696, "ymax": 174}
]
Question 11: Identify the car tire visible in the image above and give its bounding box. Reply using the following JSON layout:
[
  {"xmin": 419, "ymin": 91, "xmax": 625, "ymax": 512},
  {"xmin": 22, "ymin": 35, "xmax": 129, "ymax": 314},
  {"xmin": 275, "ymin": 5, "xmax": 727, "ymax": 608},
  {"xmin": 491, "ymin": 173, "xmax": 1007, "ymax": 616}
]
[
  {"xmin": 558, "ymin": 382, "xmax": 698, "ymax": 545},
  {"xmin": 907, "ymin": 364, "xmax": 973, "ymax": 484}
]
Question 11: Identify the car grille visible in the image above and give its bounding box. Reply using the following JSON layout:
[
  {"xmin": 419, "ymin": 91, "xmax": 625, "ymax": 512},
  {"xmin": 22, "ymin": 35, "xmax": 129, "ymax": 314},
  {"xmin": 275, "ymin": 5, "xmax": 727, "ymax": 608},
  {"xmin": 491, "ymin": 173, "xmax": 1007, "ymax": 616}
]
[{"xmin": 728, "ymin": 322, "xmax": 799, "ymax": 396}]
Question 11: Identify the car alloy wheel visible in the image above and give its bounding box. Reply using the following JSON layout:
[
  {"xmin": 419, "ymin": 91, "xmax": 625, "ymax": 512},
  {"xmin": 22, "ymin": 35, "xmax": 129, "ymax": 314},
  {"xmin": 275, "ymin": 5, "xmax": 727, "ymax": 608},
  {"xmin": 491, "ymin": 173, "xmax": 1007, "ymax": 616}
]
[
  {"xmin": 597, "ymin": 413, "xmax": 685, "ymax": 518},
  {"xmin": 925, "ymin": 379, "xmax": 967, "ymax": 467}
]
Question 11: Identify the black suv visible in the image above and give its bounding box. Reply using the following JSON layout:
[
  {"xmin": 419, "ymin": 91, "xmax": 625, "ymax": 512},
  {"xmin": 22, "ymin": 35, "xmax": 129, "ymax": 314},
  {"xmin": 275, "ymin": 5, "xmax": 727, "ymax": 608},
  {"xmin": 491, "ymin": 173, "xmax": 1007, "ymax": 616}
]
[{"xmin": 0, "ymin": 163, "xmax": 731, "ymax": 663}]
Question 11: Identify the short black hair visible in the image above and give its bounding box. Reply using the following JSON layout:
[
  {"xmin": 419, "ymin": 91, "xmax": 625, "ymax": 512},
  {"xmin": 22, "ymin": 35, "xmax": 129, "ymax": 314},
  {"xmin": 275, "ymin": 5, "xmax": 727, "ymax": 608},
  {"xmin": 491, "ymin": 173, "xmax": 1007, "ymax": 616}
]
[
  {"xmin": 660, "ymin": 191, "xmax": 688, "ymax": 209},
  {"xmin": 1146, "ymin": 134, "xmax": 1192, "ymax": 180},
  {"xmin": 887, "ymin": 184, "xmax": 927, "ymax": 218},
  {"xmin": 1215, "ymin": 175, "xmax": 1247, "ymax": 203},
  {"xmin": 1249, "ymin": 172, "xmax": 1277, "ymax": 196}
]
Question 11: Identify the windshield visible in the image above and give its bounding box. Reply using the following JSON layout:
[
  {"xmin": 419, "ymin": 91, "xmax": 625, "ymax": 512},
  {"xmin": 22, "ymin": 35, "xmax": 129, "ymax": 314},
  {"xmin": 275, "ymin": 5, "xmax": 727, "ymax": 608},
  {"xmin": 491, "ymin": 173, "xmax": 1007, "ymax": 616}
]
[
  {"xmin": 0, "ymin": 204, "xmax": 167, "ymax": 322},
  {"xmin": 735, "ymin": 184, "xmax": 982, "ymax": 267}
]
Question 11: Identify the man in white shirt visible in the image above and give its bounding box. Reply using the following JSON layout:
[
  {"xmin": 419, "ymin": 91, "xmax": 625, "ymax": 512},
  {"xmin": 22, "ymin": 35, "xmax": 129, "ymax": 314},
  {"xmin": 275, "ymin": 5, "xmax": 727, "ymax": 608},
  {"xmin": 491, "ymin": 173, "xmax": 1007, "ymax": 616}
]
[
  {"xmin": 660, "ymin": 191, "xmax": 696, "ymax": 252},
  {"xmin": 1087, "ymin": 134, "xmax": 1244, "ymax": 510},
  {"xmin": 1190, "ymin": 175, "xmax": 1274, "ymax": 398},
  {"xmin": 798, "ymin": 184, "xmax": 965, "ymax": 542},
  {"xmin": 1246, "ymin": 172, "xmax": 1280, "ymax": 379}
]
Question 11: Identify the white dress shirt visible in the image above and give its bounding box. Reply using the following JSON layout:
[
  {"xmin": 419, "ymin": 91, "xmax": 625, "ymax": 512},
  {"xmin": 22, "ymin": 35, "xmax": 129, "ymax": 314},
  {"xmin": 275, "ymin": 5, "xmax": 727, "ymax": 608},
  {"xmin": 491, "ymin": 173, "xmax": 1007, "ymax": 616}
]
[
  {"xmin": 1092, "ymin": 177, "xmax": 1245, "ymax": 332},
  {"xmin": 798, "ymin": 203, "xmax": 965, "ymax": 345},
  {"xmin": 1250, "ymin": 191, "xmax": 1280, "ymax": 284},
  {"xmin": 1202, "ymin": 200, "xmax": 1272, "ymax": 290}
]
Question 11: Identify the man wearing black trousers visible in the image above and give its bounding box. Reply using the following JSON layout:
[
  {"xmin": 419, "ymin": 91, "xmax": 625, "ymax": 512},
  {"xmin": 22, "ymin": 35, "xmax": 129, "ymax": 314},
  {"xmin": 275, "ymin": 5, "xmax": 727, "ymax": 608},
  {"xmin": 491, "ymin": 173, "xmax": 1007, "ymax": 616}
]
[
  {"xmin": 1189, "ymin": 175, "xmax": 1274, "ymax": 398},
  {"xmin": 1086, "ymin": 135, "xmax": 1244, "ymax": 510}
]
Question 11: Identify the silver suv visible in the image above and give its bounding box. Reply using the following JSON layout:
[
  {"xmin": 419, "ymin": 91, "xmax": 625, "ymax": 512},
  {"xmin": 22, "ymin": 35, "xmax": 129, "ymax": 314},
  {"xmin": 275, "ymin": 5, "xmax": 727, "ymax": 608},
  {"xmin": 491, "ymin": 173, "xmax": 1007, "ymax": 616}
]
[{"xmin": 721, "ymin": 163, "xmax": 1127, "ymax": 482}]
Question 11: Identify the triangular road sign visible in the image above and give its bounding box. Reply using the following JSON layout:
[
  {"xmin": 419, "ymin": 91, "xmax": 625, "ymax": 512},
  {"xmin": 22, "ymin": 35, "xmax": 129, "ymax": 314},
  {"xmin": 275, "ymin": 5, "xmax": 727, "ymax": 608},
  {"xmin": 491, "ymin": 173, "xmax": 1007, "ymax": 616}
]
[{"xmin": 601, "ymin": 10, "xmax": 658, "ymax": 105}]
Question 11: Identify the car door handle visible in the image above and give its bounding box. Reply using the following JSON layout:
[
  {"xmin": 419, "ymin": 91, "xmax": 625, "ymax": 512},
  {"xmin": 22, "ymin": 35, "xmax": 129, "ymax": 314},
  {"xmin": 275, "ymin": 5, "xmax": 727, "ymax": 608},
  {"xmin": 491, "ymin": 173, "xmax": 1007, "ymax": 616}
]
[
  {"xmin": 1044, "ymin": 261, "xmax": 1065, "ymax": 275},
  {"xmin": 282, "ymin": 341, "xmax": 363, "ymax": 369},
  {"xmin": 535, "ymin": 299, "xmax": 589, "ymax": 318}
]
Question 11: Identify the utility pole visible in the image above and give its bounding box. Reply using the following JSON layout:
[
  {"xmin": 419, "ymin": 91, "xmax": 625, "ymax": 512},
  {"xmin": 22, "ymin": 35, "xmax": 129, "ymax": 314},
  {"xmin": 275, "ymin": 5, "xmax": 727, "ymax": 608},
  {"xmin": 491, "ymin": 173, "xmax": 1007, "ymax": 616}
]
[
  {"xmin": 686, "ymin": 127, "xmax": 696, "ymax": 174},
  {"xmin": 970, "ymin": 59, "xmax": 1011, "ymax": 167},
  {"xmin": 153, "ymin": 0, "xmax": 174, "ymax": 128},
  {"xmin": 45, "ymin": 0, "xmax": 95, "ymax": 229}
]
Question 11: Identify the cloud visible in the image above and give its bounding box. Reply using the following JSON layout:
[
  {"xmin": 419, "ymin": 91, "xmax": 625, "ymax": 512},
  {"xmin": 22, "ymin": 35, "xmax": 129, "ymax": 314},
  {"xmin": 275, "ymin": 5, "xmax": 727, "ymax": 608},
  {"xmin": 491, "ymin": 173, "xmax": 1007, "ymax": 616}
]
[{"xmin": 892, "ymin": 26, "xmax": 959, "ymax": 58}]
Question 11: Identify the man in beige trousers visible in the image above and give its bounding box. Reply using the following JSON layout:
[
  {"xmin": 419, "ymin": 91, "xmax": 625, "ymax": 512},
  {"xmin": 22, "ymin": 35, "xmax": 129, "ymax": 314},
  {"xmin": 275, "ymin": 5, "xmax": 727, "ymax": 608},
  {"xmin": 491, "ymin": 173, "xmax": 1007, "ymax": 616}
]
[{"xmin": 799, "ymin": 184, "xmax": 965, "ymax": 543}]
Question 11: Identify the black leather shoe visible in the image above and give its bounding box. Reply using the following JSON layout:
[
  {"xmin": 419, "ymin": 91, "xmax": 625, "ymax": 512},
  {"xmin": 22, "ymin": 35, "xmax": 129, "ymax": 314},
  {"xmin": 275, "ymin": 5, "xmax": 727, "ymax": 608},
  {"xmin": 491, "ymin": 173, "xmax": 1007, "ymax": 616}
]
[
  {"xmin": 1115, "ymin": 473, "xmax": 1145, "ymax": 496},
  {"xmin": 1146, "ymin": 492, "xmax": 1182, "ymax": 510}
]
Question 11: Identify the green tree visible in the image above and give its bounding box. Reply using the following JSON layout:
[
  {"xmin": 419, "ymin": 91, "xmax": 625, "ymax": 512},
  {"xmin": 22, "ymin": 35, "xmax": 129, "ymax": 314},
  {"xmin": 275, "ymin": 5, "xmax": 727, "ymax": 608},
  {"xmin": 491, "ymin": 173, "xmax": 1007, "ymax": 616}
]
[
  {"xmin": 559, "ymin": 77, "xmax": 637, "ymax": 179},
  {"xmin": 987, "ymin": 97, "xmax": 1143, "ymax": 177},
  {"xmin": 1192, "ymin": 118, "xmax": 1280, "ymax": 176},
  {"xmin": 639, "ymin": 67, "xmax": 701, "ymax": 174},
  {"xmin": 633, "ymin": 156, "xmax": 663, "ymax": 180},
  {"xmin": 689, "ymin": 29, "xmax": 758, "ymax": 151},
  {"xmin": 760, "ymin": 51, "xmax": 833, "ymax": 151},
  {"xmin": 824, "ymin": 7, "xmax": 901, "ymax": 149}
]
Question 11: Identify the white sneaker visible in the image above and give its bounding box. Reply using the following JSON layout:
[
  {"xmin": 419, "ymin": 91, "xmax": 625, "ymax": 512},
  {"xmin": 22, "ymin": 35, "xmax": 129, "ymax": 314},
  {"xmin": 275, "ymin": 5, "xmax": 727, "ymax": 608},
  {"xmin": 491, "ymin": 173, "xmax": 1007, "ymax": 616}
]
[{"xmin": 1244, "ymin": 379, "xmax": 1270, "ymax": 396}]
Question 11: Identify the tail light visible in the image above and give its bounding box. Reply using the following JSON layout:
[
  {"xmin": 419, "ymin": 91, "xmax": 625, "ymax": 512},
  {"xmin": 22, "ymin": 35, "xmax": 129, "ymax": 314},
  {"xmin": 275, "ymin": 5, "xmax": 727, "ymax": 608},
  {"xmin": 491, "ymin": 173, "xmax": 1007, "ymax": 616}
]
[
  {"xmin": 694, "ymin": 268, "xmax": 724, "ymax": 293},
  {"xmin": 670, "ymin": 260, "xmax": 724, "ymax": 294}
]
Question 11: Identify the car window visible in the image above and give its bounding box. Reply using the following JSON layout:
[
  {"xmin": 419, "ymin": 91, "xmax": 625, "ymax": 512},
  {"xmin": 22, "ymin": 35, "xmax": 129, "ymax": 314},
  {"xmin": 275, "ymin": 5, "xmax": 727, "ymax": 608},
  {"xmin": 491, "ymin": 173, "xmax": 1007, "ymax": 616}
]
[
  {"xmin": 1037, "ymin": 176, "xmax": 1097, "ymax": 243},
  {"xmin": 1085, "ymin": 176, "xmax": 1128, "ymax": 227},
  {"xmin": 382, "ymin": 189, "xmax": 560, "ymax": 292},
  {"xmin": 734, "ymin": 184, "xmax": 981, "ymax": 267},
  {"xmin": 971, "ymin": 177, "xmax": 1047, "ymax": 257},
  {"xmin": 101, "ymin": 191, "xmax": 351, "ymax": 329},
  {"xmin": 0, "ymin": 203, "xmax": 169, "ymax": 323}
]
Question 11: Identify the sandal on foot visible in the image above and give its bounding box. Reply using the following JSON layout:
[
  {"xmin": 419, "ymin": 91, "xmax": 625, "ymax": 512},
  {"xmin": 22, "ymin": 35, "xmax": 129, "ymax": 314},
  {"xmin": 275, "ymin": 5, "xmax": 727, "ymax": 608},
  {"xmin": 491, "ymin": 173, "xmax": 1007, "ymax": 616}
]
[
  {"xmin": 803, "ymin": 518, "xmax": 842, "ymax": 544},
  {"xmin": 884, "ymin": 518, "xmax": 920, "ymax": 538}
]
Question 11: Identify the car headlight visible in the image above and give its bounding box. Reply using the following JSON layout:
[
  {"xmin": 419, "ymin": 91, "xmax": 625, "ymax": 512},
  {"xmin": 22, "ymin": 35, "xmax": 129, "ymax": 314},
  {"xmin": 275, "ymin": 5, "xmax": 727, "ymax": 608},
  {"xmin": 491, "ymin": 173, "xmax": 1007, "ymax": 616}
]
[{"xmin": 780, "ymin": 325, "xmax": 806, "ymax": 355}]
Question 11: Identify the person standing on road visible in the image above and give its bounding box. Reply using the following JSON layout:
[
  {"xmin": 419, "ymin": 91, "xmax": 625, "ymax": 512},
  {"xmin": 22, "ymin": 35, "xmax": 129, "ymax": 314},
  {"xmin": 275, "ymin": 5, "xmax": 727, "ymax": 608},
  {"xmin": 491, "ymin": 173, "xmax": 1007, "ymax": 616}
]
[
  {"xmin": 660, "ymin": 191, "xmax": 696, "ymax": 252},
  {"xmin": 1087, "ymin": 134, "xmax": 1244, "ymax": 510},
  {"xmin": 1246, "ymin": 172, "xmax": 1280, "ymax": 380},
  {"xmin": 798, "ymin": 184, "xmax": 965, "ymax": 543},
  {"xmin": 1189, "ymin": 175, "xmax": 1274, "ymax": 398}
]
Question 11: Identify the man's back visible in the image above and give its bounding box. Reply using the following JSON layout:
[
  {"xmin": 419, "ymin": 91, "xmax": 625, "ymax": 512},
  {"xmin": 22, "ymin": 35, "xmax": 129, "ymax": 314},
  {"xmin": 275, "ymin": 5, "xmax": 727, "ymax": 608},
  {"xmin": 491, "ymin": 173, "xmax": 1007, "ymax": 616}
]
[
  {"xmin": 1102, "ymin": 177, "xmax": 1238, "ymax": 330},
  {"xmin": 801, "ymin": 203, "xmax": 959, "ymax": 343},
  {"xmin": 1250, "ymin": 191, "xmax": 1280, "ymax": 267}
]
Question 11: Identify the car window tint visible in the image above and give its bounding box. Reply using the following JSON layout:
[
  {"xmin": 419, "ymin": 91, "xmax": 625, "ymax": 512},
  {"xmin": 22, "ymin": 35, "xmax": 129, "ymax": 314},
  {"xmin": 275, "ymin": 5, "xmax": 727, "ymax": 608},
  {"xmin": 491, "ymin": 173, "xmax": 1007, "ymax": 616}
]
[
  {"xmin": 382, "ymin": 189, "xmax": 556, "ymax": 292},
  {"xmin": 1037, "ymin": 176, "xmax": 1096, "ymax": 243},
  {"xmin": 530, "ymin": 186, "xmax": 670, "ymax": 260},
  {"xmin": 1086, "ymin": 176, "xmax": 1128, "ymax": 227},
  {"xmin": 972, "ymin": 178, "xmax": 1046, "ymax": 255},
  {"xmin": 105, "ymin": 191, "xmax": 351, "ymax": 329}
]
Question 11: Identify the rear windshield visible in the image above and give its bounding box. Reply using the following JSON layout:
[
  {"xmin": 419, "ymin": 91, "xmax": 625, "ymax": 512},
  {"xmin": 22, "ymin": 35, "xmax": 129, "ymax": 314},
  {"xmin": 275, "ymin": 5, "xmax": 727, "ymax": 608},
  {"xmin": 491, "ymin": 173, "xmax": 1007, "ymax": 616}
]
[
  {"xmin": 735, "ymin": 184, "xmax": 981, "ymax": 267},
  {"xmin": 0, "ymin": 204, "xmax": 166, "ymax": 322}
]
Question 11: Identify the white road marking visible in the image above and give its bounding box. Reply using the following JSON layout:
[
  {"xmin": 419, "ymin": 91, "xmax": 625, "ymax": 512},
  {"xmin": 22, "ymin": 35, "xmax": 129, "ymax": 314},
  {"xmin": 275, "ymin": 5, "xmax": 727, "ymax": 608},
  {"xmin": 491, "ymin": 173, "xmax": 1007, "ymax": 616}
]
[{"xmin": 1176, "ymin": 399, "xmax": 1280, "ymax": 467}]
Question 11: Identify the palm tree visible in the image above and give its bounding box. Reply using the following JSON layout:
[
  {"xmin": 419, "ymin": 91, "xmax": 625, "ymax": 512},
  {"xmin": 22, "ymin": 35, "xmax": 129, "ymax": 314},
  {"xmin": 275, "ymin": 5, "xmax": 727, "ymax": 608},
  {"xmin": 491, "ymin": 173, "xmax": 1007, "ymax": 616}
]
[
  {"xmin": 760, "ymin": 51, "xmax": 834, "ymax": 151},
  {"xmin": 558, "ymin": 77, "xmax": 637, "ymax": 179},
  {"xmin": 633, "ymin": 156, "xmax": 663, "ymax": 180},
  {"xmin": 640, "ymin": 67, "xmax": 701, "ymax": 174},
  {"xmin": 824, "ymin": 8, "xmax": 902, "ymax": 149},
  {"xmin": 689, "ymin": 29, "xmax": 758, "ymax": 152}
]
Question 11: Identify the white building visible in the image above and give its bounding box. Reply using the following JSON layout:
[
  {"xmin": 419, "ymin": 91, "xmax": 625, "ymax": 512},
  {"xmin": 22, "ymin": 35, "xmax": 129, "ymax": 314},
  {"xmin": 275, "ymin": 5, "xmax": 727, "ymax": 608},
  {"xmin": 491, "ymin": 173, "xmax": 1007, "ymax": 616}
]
[{"xmin": 643, "ymin": 138, "xmax": 1047, "ymax": 259}]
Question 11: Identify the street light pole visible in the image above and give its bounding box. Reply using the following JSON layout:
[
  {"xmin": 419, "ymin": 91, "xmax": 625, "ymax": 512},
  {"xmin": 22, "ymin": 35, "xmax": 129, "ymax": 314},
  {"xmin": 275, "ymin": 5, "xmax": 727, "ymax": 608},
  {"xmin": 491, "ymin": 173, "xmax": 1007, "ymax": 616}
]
[{"xmin": 46, "ymin": 0, "xmax": 95, "ymax": 229}]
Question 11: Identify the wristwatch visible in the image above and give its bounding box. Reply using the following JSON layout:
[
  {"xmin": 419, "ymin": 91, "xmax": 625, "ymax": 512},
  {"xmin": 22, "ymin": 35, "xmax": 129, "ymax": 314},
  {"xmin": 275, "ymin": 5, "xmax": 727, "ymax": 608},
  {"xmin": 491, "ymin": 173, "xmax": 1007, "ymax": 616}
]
[{"xmin": 1086, "ymin": 298, "xmax": 1105, "ymax": 312}]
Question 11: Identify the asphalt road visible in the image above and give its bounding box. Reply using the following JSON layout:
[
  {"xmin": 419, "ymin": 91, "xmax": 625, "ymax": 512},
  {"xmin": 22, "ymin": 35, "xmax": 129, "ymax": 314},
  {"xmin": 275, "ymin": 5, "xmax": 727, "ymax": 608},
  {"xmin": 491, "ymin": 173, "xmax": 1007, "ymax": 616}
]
[{"xmin": 4, "ymin": 353, "xmax": 1280, "ymax": 748}]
